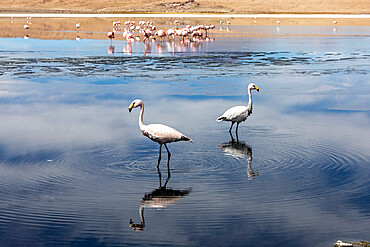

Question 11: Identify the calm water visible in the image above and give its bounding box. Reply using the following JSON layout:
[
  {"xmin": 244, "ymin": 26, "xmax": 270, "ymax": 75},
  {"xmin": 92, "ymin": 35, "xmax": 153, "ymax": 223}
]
[{"xmin": 0, "ymin": 18, "xmax": 370, "ymax": 246}]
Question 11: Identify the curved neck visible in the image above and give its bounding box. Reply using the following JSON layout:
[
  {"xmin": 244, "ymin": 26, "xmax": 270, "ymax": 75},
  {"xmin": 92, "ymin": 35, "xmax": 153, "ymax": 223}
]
[
  {"xmin": 139, "ymin": 103, "xmax": 144, "ymax": 130},
  {"xmin": 248, "ymin": 88, "xmax": 253, "ymax": 107}
]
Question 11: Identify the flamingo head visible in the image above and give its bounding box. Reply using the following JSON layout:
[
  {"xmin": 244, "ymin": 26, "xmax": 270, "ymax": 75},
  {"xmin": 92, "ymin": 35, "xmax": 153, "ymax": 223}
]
[
  {"xmin": 248, "ymin": 83, "xmax": 259, "ymax": 92},
  {"xmin": 128, "ymin": 99, "xmax": 143, "ymax": 112}
]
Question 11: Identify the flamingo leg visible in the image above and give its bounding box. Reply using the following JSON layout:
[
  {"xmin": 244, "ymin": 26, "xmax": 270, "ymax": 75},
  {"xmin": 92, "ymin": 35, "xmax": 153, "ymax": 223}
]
[
  {"xmin": 235, "ymin": 129, "xmax": 239, "ymax": 143},
  {"xmin": 157, "ymin": 144, "xmax": 162, "ymax": 167},
  {"xmin": 229, "ymin": 131, "xmax": 235, "ymax": 143},
  {"xmin": 236, "ymin": 122, "xmax": 240, "ymax": 135},
  {"xmin": 164, "ymin": 143, "xmax": 171, "ymax": 159},
  {"xmin": 229, "ymin": 122, "xmax": 234, "ymax": 133},
  {"xmin": 157, "ymin": 165, "xmax": 162, "ymax": 187}
]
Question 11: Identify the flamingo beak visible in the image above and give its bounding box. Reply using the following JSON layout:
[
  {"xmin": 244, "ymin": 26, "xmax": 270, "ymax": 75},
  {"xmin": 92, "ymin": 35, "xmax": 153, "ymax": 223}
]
[
  {"xmin": 255, "ymin": 86, "xmax": 259, "ymax": 92},
  {"xmin": 128, "ymin": 103, "xmax": 134, "ymax": 112}
]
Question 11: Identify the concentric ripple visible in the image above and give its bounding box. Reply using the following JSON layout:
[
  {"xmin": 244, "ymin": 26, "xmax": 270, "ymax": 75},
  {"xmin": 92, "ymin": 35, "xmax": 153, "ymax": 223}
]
[{"xmin": 255, "ymin": 136, "xmax": 370, "ymax": 200}]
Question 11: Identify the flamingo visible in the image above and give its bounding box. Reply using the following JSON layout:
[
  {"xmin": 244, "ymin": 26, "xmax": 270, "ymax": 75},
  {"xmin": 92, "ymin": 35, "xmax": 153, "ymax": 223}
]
[
  {"xmin": 167, "ymin": 28, "xmax": 176, "ymax": 39},
  {"xmin": 142, "ymin": 29, "xmax": 152, "ymax": 42},
  {"xmin": 107, "ymin": 31, "xmax": 115, "ymax": 40},
  {"xmin": 216, "ymin": 83, "xmax": 259, "ymax": 135},
  {"xmin": 76, "ymin": 23, "xmax": 80, "ymax": 29},
  {"xmin": 24, "ymin": 24, "xmax": 30, "ymax": 29},
  {"xmin": 155, "ymin": 30, "xmax": 167, "ymax": 40},
  {"xmin": 128, "ymin": 99, "xmax": 193, "ymax": 164}
]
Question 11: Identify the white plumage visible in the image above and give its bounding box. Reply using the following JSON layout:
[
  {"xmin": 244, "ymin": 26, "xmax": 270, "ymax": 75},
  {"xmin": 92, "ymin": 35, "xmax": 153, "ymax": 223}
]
[{"xmin": 217, "ymin": 83, "xmax": 259, "ymax": 134}]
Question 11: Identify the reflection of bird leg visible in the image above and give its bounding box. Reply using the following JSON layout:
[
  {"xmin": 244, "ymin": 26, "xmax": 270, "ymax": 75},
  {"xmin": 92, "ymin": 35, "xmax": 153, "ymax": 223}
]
[
  {"xmin": 164, "ymin": 159, "xmax": 171, "ymax": 188},
  {"xmin": 229, "ymin": 122, "xmax": 234, "ymax": 133}
]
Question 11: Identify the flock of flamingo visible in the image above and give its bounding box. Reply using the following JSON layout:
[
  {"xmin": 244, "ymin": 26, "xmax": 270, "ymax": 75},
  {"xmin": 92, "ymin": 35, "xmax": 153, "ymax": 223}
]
[{"xmin": 75, "ymin": 20, "xmax": 224, "ymax": 43}]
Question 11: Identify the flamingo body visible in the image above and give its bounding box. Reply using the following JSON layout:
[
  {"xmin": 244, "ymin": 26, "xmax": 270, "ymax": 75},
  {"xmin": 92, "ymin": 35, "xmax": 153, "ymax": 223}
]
[
  {"xmin": 217, "ymin": 105, "xmax": 252, "ymax": 123},
  {"xmin": 142, "ymin": 124, "xmax": 191, "ymax": 145}
]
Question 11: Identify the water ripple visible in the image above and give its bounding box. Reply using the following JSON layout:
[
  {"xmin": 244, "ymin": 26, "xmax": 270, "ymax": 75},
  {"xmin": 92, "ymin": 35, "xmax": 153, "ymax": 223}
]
[{"xmin": 1, "ymin": 51, "xmax": 368, "ymax": 79}]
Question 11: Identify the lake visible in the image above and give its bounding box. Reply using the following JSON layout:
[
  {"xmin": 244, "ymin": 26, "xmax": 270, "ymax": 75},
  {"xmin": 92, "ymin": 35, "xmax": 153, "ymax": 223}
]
[{"xmin": 0, "ymin": 17, "xmax": 369, "ymax": 246}]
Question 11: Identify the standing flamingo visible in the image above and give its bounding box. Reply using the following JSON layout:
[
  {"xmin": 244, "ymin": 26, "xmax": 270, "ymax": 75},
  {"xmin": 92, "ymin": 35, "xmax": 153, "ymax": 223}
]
[
  {"xmin": 107, "ymin": 31, "xmax": 115, "ymax": 40},
  {"xmin": 155, "ymin": 30, "xmax": 167, "ymax": 41},
  {"xmin": 216, "ymin": 83, "xmax": 259, "ymax": 135},
  {"xmin": 128, "ymin": 99, "xmax": 192, "ymax": 164}
]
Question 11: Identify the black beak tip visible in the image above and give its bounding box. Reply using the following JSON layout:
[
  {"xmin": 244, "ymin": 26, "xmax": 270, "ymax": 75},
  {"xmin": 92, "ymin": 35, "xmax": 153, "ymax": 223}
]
[
  {"xmin": 129, "ymin": 108, "xmax": 132, "ymax": 113},
  {"xmin": 257, "ymin": 89, "xmax": 259, "ymax": 92}
]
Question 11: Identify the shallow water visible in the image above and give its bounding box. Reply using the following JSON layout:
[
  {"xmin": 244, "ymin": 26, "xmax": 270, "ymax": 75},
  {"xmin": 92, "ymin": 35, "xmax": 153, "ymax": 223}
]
[{"xmin": 0, "ymin": 18, "xmax": 369, "ymax": 246}]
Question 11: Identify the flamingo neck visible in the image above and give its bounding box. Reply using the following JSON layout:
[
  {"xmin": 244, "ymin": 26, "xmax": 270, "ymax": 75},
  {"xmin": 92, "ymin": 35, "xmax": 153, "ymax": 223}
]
[
  {"xmin": 248, "ymin": 88, "xmax": 253, "ymax": 107},
  {"xmin": 139, "ymin": 103, "xmax": 145, "ymax": 130}
]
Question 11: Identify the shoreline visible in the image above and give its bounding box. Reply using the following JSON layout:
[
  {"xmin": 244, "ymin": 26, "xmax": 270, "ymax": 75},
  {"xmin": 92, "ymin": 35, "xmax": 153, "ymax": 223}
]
[{"xmin": 1, "ymin": 13, "xmax": 370, "ymax": 19}]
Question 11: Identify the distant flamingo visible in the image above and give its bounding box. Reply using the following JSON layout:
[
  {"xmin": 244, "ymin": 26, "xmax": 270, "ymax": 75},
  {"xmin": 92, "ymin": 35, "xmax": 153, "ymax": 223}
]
[
  {"xmin": 24, "ymin": 24, "xmax": 30, "ymax": 29},
  {"xmin": 128, "ymin": 99, "xmax": 193, "ymax": 164},
  {"xmin": 76, "ymin": 23, "xmax": 80, "ymax": 29},
  {"xmin": 107, "ymin": 31, "xmax": 115, "ymax": 42},
  {"xmin": 142, "ymin": 29, "xmax": 153, "ymax": 42},
  {"xmin": 167, "ymin": 28, "xmax": 176, "ymax": 39},
  {"xmin": 155, "ymin": 30, "xmax": 167, "ymax": 40}
]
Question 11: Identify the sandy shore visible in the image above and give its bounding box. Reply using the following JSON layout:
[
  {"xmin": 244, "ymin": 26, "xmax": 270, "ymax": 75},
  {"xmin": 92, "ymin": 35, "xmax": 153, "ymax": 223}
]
[
  {"xmin": 1, "ymin": 13, "xmax": 370, "ymax": 18},
  {"xmin": 0, "ymin": 0, "xmax": 369, "ymax": 15}
]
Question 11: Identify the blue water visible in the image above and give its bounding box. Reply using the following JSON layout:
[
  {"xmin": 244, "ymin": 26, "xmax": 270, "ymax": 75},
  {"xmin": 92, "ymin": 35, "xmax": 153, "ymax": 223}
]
[{"xmin": 0, "ymin": 19, "xmax": 369, "ymax": 246}]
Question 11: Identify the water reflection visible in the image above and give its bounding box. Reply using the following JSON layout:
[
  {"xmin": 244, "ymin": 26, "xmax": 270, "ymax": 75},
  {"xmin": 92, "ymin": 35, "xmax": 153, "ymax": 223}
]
[
  {"xmin": 108, "ymin": 45, "xmax": 115, "ymax": 54},
  {"xmin": 217, "ymin": 133, "xmax": 259, "ymax": 180},
  {"xmin": 123, "ymin": 42, "xmax": 132, "ymax": 54},
  {"xmin": 106, "ymin": 39, "xmax": 213, "ymax": 55},
  {"xmin": 143, "ymin": 42, "xmax": 152, "ymax": 55},
  {"xmin": 129, "ymin": 163, "xmax": 192, "ymax": 231}
]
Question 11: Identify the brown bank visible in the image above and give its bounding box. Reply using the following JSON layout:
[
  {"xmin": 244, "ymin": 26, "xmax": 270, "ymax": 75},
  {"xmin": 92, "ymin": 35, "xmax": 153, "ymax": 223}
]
[{"xmin": 0, "ymin": 0, "xmax": 369, "ymax": 14}]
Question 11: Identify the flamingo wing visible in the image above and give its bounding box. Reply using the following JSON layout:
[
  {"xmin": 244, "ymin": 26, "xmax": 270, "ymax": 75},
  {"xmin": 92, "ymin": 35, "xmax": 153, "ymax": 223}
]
[
  {"xmin": 217, "ymin": 105, "xmax": 251, "ymax": 122},
  {"xmin": 142, "ymin": 124, "xmax": 192, "ymax": 144}
]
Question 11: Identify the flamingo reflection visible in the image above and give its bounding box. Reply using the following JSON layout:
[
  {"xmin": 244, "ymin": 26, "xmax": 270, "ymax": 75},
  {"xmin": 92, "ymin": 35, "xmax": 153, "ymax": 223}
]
[
  {"xmin": 129, "ymin": 160, "xmax": 192, "ymax": 231},
  {"xmin": 108, "ymin": 45, "xmax": 115, "ymax": 54},
  {"xmin": 143, "ymin": 42, "xmax": 152, "ymax": 55},
  {"xmin": 217, "ymin": 133, "xmax": 259, "ymax": 179},
  {"xmin": 123, "ymin": 43, "xmax": 132, "ymax": 54}
]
